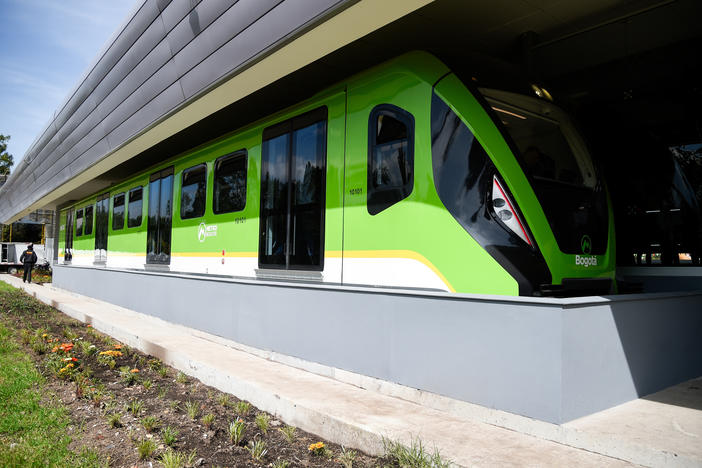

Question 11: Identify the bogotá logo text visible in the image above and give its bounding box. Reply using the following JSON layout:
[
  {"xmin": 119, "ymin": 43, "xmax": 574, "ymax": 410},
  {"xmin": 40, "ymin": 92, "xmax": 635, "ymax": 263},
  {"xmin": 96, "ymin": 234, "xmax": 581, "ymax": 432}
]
[
  {"xmin": 197, "ymin": 222, "xmax": 217, "ymax": 242},
  {"xmin": 575, "ymin": 255, "xmax": 598, "ymax": 268}
]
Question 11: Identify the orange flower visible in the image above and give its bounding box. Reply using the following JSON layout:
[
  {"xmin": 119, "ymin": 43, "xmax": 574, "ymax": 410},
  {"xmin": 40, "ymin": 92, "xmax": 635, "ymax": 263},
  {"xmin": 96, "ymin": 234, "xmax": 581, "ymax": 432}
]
[
  {"xmin": 58, "ymin": 343, "xmax": 74, "ymax": 352},
  {"xmin": 113, "ymin": 344, "xmax": 122, "ymax": 350},
  {"xmin": 51, "ymin": 346, "xmax": 59, "ymax": 353},
  {"xmin": 86, "ymin": 324, "xmax": 92, "ymax": 328},
  {"xmin": 130, "ymin": 368, "xmax": 139, "ymax": 373}
]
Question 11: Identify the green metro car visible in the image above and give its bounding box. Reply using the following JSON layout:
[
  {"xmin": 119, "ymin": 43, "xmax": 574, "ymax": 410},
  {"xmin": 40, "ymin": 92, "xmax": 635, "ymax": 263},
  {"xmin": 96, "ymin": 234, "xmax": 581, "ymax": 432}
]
[{"xmin": 59, "ymin": 51, "xmax": 615, "ymax": 296}]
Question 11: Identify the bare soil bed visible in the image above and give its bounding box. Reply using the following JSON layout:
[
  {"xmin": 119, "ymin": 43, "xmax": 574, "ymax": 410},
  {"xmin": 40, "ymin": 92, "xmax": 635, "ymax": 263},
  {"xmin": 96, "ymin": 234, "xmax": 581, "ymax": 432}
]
[{"xmin": 0, "ymin": 284, "xmax": 385, "ymax": 467}]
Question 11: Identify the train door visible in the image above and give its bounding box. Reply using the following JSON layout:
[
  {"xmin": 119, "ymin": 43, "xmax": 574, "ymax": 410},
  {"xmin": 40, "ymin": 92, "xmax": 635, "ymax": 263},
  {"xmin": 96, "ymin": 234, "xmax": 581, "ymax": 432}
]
[
  {"xmin": 257, "ymin": 93, "xmax": 346, "ymax": 283},
  {"xmin": 65, "ymin": 210, "xmax": 74, "ymax": 262},
  {"xmin": 94, "ymin": 193, "xmax": 109, "ymax": 263},
  {"xmin": 259, "ymin": 108, "xmax": 328, "ymax": 272},
  {"xmin": 147, "ymin": 167, "xmax": 174, "ymax": 265},
  {"xmin": 1, "ymin": 244, "xmax": 7, "ymax": 263}
]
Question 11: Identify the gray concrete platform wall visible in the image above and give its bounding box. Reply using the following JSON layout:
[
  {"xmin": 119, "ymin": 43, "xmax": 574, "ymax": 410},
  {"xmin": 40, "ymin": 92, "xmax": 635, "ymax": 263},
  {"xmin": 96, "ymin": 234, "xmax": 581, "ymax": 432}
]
[{"xmin": 52, "ymin": 265, "xmax": 702, "ymax": 424}]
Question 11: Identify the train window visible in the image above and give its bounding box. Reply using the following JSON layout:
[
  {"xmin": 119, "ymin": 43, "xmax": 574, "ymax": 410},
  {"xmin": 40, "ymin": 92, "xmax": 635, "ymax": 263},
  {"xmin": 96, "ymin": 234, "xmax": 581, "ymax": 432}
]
[
  {"xmin": 260, "ymin": 107, "xmax": 327, "ymax": 270},
  {"xmin": 367, "ymin": 104, "xmax": 415, "ymax": 215},
  {"xmin": 112, "ymin": 193, "xmax": 125, "ymax": 230},
  {"xmin": 181, "ymin": 164, "xmax": 207, "ymax": 219},
  {"xmin": 75, "ymin": 208, "xmax": 84, "ymax": 236},
  {"xmin": 84, "ymin": 205, "xmax": 94, "ymax": 235},
  {"xmin": 213, "ymin": 151, "xmax": 247, "ymax": 214},
  {"xmin": 127, "ymin": 186, "xmax": 143, "ymax": 228}
]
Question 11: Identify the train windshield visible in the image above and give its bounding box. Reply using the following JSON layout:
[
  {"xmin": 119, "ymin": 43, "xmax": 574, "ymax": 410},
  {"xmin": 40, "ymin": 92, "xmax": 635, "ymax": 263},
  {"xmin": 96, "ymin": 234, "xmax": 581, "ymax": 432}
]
[{"xmin": 480, "ymin": 88, "xmax": 608, "ymax": 255}]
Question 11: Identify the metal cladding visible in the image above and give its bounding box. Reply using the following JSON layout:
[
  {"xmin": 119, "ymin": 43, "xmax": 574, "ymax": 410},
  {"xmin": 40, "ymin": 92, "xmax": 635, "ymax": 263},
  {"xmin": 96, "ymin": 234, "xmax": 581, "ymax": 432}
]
[{"xmin": 0, "ymin": 0, "xmax": 352, "ymax": 223}]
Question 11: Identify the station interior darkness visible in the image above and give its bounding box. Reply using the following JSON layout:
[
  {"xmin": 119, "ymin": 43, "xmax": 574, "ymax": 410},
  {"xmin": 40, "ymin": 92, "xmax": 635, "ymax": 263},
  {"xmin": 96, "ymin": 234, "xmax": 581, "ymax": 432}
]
[{"xmin": 98, "ymin": 0, "xmax": 702, "ymax": 267}]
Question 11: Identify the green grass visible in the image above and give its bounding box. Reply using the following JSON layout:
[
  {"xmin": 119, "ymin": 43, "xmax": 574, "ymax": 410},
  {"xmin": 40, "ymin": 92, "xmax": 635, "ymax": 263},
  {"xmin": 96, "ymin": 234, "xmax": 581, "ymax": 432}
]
[{"xmin": 0, "ymin": 320, "xmax": 107, "ymax": 467}]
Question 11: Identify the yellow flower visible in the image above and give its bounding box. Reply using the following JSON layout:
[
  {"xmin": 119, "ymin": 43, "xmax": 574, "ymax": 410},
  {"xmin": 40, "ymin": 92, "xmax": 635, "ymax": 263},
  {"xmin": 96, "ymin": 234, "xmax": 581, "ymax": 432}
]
[{"xmin": 308, "ymin": 442, "xmax": 325, "ymax": 452}]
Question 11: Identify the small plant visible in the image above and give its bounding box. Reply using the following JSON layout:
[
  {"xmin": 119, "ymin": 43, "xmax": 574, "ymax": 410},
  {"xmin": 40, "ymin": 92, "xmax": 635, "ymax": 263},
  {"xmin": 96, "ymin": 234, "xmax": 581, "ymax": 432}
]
[
  {"xmin": 142, "ymin": 415, "xmax": 160, "ymax": 432},
  {"xmin": 272, "ymin": 459, "xmax": 291, "ymax": 468},
  {"xmin": 97, "ymin": 354, "xmax": 116, "ymax": 368},
  {"xmin": 159, "ymin": 449, "xmax": 186, "ymax": 468},
  {"xmin": 62, "ymin": 326, "xmax": 78, "ymax": 340},
  {"xmin": 279, "ymin": 425, "xmax": 296, "ymax": 443},
  {"xmin": 382, "ymin": 437, "xmax": 451, "ymax": 468},
  {"xmin": 246, "ymin": 438, "xmax": 268, "ymax": 462},
  {"xmin": 339, "ymin": 447, "xmax": 357, "ymax": 468},
  {"xmin": 158, "ymin": 387, "xmax": 167, "ymax": 399},
  {"xmin": 228, "ymin": 419, "xmax": 246, "ymax": 445},
  {"xmin": 201, "ymin": 413, "xmax": 215, "ymax": 428},
  {"xmin": 107, "ymin": 412, "xmax": 122, "ymax": 428},
  {"xmin": 137, "ymin": 438, "xmax": 157, "ymax": 459},
  {"xmin": 184, "ymin": 400, "xmax": 199, "ymax": 420},
  {"xmin": 169, "ymin": 400, "xmax": 181, "ymax": 411},
  {"xmin": 127, "ymin": 399, "xmax": 144, "ymax": 416},
  {"xmin": 175, "ymin": 371, "xmax": 188, "ymax": 384},
  {"xmin": 148, "ymin": 358, "xmax": 163, "ymax": 371},
  {"xmin": 142, "ymin": 379, "xmax": 153, "ymax": 390},
  {"xmin": 119, "ymin": 365, "xmax": 139, "ymax": 385},
  {"xmin": 255, "ymin": 412, "xmax": 270, "ymax": 434},
  {"xmin": 234, "ymin": 400, "xmax": 251, "ymax": 417},
  {"xmin": 158, "ymin": 366, "xmax": 169, "ymax": 378},
  {"xmin": 31, "ymin": 340, "xmax": 50, "ymax": 354},
  {"xmin": 309, "ymin": 441, "xmax": 327, "ymax": 456},
  {"xmin": 162, "ymin": 425, "xmax": 179, "ymax": 447},
  {"xmin": 217, "ymin": 393, "xmax": 230, "ymax": 407},
  {"xmin": 185, "ymin": 449, "xmax": 197, "ymax": 467},
  {"xmin": 20, "ymin": 328, "xmax": 32, "ymax": 344},
  {"xmin": 78, "ymin": 340, "xmax": 97, "ymax": 356}
]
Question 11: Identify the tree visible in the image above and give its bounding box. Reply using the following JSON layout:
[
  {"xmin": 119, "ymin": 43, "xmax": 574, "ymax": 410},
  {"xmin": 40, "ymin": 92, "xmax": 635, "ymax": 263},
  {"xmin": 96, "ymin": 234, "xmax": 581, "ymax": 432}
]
[{"xmin": 0, "ymin": 134, "xmax": 14, "ymax": 176}]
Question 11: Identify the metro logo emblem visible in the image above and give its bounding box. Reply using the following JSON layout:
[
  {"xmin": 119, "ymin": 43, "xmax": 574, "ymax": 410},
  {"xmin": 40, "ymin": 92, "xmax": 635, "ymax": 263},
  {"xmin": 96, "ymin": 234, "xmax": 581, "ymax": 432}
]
[
  {"xmin": 197, "ymin": 222, "xmax": 218, "ymax": 242},
  {"xmin": 581, "ymin": 235, "xmax": 592, "ymax": 255}
]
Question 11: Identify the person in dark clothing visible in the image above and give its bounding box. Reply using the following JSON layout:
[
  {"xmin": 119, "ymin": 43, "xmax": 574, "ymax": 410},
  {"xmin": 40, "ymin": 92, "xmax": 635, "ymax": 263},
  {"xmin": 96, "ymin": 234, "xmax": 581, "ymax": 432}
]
[{"xmin": 19, "ymin": 243, "xmax": 38, "ymax": 283}]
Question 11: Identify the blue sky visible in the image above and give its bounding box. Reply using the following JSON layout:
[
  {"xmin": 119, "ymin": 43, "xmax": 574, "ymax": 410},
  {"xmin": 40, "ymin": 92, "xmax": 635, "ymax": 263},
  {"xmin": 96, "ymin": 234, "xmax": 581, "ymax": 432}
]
[{"xmin": 0, "ymin": 0, "xmax": 141, "ymax": 169}]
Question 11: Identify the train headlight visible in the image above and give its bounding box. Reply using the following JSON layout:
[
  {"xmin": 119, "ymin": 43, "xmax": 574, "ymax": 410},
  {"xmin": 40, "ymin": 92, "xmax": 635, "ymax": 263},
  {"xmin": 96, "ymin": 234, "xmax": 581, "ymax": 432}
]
[{"xmin": 491, "ymin": 176, "xmax": 533, "ymax": 247}]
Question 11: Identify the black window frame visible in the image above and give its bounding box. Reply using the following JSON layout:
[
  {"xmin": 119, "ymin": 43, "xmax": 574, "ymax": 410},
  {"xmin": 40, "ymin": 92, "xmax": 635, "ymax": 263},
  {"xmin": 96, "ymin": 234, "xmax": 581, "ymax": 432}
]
[
  {"xmin": 112, "ymin": 192, "xmax": 125, "ymax": 231},
  {"xmin": 213, "ymin": 150, "xmax": 248, "ymax": 215},
  {"xmin": 127, "ymin": 186, "xmax": 143, "ymax": 228},
  {"xmin": 180, "ymin": 163, "xmax": 207, "ymax": 220},
  {"xmin": 75, "ymin": 208, "xmax": 84, "ymax": 237},
  {"xmin": 367, "ymin": 104, "xmax": 415, "ymax": 215},
  {"xmin": 84, "ymin": 205, "xmax": 94, "ymax": 235}
]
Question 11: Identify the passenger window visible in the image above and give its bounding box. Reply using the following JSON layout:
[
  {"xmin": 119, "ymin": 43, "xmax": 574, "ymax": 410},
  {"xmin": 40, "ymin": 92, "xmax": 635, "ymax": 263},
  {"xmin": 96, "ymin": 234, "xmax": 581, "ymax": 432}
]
[
  {"xmin": 181, "ymin": 164, "xmax": 207, "ymax": 219},
  {"xmin": 84, "ymin": 206, "xmax": 94, "ymax": 235},
  {"xmin": 112, "ymin": 193, "xmax": 125, "ymax": 230},
  {"xmin": 367, "ymin": 105, "xmax": 414, "ymax": 215},
  {"xmin": 213, "ymin": 151, "xmax": 247, "ymax": 214},
  {"xmin": 127, "ymin": 187, "xmax": 143, "ymax": 228},
  {"xmin": 75, "ymin": 209, "xmax": 84, "ymax": 236}
]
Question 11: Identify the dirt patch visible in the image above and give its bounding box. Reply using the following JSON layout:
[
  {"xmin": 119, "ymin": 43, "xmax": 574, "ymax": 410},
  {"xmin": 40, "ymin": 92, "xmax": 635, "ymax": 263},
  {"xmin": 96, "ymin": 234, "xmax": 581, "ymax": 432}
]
[{"xmin": 0, "ymin": 285, "xmax": 385, "ymax": 467}]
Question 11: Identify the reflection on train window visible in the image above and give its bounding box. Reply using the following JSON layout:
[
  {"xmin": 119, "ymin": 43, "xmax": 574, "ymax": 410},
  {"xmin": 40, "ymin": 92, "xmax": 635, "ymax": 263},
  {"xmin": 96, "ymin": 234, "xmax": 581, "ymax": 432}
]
[
  {"xmin": 112, "ymin": 193, "xmax": 125, "ymax": 230},
  {"xmin": 181, "ymin": 164, "xmax": 207, "ymax": 219},
  {"xmin": 213, "ymin": 151, "xmax": 247, "ymax": 214},
  {"xmin": 127, "ymin": 186, "xmax": 143, "ymax": 228},
  {"xmin": 75, "ymin": 208, "xmax": 84, "ymax": 236},
  {"xmin": 367, "ymin": 104, "xmax": 414, "ymax": 215},
  {"xmin": 84, "ymin": 206, "xmax": 94, "ymax": 235},
  {"xmin": 260, "ymin": 107, "xmax": 327, "ymax": 270}
]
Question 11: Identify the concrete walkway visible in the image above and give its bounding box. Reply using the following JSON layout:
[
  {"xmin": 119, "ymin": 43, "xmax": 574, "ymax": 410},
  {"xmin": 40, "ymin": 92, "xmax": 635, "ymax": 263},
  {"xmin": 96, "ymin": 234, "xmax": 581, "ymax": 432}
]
[{"xmin": 4, "ymin": 276, "xmax": 700, "ymax": 467}]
